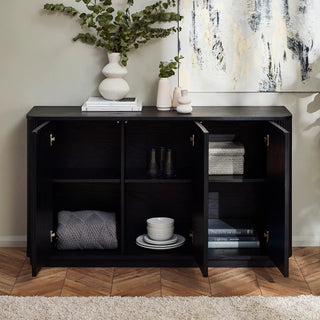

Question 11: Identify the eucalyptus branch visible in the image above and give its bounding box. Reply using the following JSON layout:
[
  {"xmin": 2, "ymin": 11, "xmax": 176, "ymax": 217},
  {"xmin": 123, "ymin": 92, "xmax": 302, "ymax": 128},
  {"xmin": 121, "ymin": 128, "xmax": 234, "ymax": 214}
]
[
  {"xmin": 43, "ymin": 0, "xmax": 183, "ymax": 66},
  {"xmin": 159, "ymin": 55, "xmax": 184, "ymax": 78}
]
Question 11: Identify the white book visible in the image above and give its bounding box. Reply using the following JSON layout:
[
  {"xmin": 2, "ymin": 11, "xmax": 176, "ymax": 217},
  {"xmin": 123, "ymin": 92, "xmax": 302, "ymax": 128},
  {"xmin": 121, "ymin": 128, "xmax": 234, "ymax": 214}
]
[
  {"xmin": 208, "ymin": 240, "xmax": 260, "ymax": 249},
  {"xmin": 82, "ymin": 100, "xmax": 142, "ymax": 112},
  {"xmin": 85, "ymin": 97, "xmax": 137, "ymax": 106}
]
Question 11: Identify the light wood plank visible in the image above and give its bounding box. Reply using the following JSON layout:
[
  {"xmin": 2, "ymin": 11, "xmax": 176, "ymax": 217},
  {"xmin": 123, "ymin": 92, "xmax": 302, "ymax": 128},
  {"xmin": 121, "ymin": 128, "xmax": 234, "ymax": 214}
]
[
  {"xmin": 161, "ymin": 268, "xmax": 211, "ymax": 296},
  {"xmin": 255, "ymin": 258, "xmax": 312, "ymax": 296},
  {"xmin": 61, "ymin": 268, "xmax": 113, "ymax": 296},
  {"xmin": 209, "ymin": 267, "xmax": 261, "ymax": 297},
  {"xmin": 0, "ymin": 271, "xmax": 16, "ymax": 295},
  {"xmin": 0, "ymin": 248, "xmax": 26, "ymax": 278},
  {"xmin": 11, "ymin": 259, "xmax": 67, "ymax": 297},
  {"xmin": 0, "ymin": 248, "xmax": 26, "ymax": 295},
  {"xmin": 111, "ymin": 268, "xmax": 161, "ymax": 297},
  {"xmin": 293, "ymin": 247, "xmax": 320, "ymax": 295}
]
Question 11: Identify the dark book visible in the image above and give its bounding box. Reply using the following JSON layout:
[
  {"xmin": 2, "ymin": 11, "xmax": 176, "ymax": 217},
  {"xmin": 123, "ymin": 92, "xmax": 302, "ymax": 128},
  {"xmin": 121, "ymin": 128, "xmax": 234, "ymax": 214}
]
[
  {"xmin": 208, "ymin": 218, "xmax": 256, "ymax": 236},
  {"xmin": 208, "ymin": 235, "xmax": 258, "ymax": 242}
]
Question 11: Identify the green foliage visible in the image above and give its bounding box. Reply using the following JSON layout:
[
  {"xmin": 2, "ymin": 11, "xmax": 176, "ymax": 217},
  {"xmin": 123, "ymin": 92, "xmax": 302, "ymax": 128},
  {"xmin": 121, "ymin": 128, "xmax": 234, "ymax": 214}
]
[
  {"xmin": 43, "ymin": 0, "xmax": 183, "ymax": 66},
  {"xmin": 159, "ymin": 55, "xmax": 183, "ymax": 78}
]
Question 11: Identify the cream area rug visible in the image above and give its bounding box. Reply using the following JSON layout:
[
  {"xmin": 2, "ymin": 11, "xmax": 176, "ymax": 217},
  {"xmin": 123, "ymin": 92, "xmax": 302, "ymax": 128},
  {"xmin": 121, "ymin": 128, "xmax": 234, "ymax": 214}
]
[{"xmin": 1, "ymin": 295, "xmax": 320, "ymax": 320}]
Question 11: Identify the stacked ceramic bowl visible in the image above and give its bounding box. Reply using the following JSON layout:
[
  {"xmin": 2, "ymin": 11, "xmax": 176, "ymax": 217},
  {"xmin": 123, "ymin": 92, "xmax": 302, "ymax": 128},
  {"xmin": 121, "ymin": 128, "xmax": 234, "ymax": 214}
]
[
  {"xmin": 136, "ymin": 217, "xmax": 185, "ymax": 250},
  {"xmin": 147, "ymin": 217, "xmax": 174, "ymax": 241}
]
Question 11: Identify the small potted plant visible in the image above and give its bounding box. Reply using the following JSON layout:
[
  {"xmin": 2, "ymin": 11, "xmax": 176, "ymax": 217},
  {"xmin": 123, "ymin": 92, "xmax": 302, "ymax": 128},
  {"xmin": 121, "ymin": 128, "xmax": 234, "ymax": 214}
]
[
  {"xmin": 156, "ymin": 55, "xmax": 183, "ymax": 111},
  {"xmin": 43, "ymin": 0, "xmax": 183, "ymax": 100}
]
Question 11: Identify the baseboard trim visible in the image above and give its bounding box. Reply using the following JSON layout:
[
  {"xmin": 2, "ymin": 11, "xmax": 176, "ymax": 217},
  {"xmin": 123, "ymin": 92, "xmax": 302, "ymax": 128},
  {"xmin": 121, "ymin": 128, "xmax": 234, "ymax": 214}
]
[
  {"xmin": 292, "ymin": 236, "xmax": 320, "ymax": 247},
  {"xmin": 0, "ymin": 236, "xmax": 27, "ymax": 247},
  {"xmin": 0, "ymin": 235, "xmax": 319, "ymax": 248}
]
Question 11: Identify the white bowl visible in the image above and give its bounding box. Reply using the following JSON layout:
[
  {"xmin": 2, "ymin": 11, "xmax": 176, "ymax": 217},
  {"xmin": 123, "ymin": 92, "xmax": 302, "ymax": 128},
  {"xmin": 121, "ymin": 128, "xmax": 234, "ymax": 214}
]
[
  {"xmin": 147, "ymin": 226, "xmax": 174, "ymax": 241},
  {"xmin": 147, "ymin": 217, "xmax": 174, "ymax": 228}
]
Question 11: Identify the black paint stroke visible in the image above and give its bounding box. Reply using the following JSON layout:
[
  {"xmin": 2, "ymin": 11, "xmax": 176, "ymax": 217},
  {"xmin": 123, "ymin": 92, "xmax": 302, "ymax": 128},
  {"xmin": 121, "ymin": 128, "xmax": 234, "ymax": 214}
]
[
  {"xmin": 287, "ymin": 34, "xmax": 312, "ymax": 81},
  {"xmin": 298, "ymin": 0, "xmax": 307, "ymax": 14},
  {"xmin": 189, "ymin": 1, "xmax": 204, "ymax": 68},
  {"xmin": 248, "ymin": 0, "xmax": 262, "ymax": 32},
  {"xmin": 212, "ymin": 38, "xmax": 225, "ymax": 69},
  {"xmin": 208, "ymin": 4, "xmax": 225, "ymax": 70},
  {"xmin": 248, "ymin": 0, "xmax": 273, "ymax": 32},
  {"xmin": 284, "ymin": 0, "xmax": 313, "ymax": 82},
  {"xmin": 259, "ymin": 42, "xmax": 282, "ymax": 91},
  {"xmin": 282, "ymin": 0, "xmax": 290, "ymax": 23},
  {"xmin": 188, "ymin": 1, "xmax": 225, "ymax": 71}
]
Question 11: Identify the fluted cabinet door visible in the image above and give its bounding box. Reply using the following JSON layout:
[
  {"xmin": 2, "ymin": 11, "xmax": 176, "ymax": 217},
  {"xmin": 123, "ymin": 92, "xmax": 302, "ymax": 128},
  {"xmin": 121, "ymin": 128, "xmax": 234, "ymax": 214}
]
[
  {"xmin": 192, "ymin": 121, "xmax": 209, "ymax": 277},
  {"xmin": 265, "ymin": 121, "xmax": 290, "ymax": 277},
  {"xmin": 31, "ymin": 121, "xmax": 55, "ymax": 276}
]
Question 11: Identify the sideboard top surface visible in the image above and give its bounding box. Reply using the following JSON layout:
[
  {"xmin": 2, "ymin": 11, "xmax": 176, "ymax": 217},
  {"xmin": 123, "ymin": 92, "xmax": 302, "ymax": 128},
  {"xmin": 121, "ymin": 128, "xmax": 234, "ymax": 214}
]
[{"xmin": 27, "ymin": 105, "xmax": 292, "ymax": 121}]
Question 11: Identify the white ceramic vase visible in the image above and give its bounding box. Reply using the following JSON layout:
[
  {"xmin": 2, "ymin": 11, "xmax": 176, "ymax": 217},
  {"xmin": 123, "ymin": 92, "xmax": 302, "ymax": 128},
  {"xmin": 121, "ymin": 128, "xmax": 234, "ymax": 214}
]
[
  {"xmin": 177, "ymin": 90, "xmax": 192, "ymax": 114},
  {"xmin": 172, "ymin": 86, "xmax": 182, "ymax": 109},
  {"xmin": 156, "ymin": 78, "xmax": 172, "ymax": 111},
  {"xmin": 98, "ymin": 52, "xmax": 130, "ymax": 101}
]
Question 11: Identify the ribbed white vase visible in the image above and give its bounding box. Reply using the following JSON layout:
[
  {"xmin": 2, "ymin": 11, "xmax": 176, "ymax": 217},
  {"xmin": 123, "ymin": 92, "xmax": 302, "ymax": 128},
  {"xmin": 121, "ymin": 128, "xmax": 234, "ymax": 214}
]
[
  {"xmin": 98, "ymin": 53, "xmax": 130, "ymax": 101},
  {"xmin": 177, "ymin": 89, "xmax": 192, "ymax": 114},
  {"xmin": 156, "ymin": 78, "xmax": 172, "ymax": 111}
]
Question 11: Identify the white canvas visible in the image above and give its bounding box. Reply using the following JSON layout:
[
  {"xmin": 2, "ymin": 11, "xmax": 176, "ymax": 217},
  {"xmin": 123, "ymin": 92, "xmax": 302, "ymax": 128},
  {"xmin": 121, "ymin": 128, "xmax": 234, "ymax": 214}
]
[{"xmin": 179, "ymin": 0, "xmax": 320, "ymax": 92}]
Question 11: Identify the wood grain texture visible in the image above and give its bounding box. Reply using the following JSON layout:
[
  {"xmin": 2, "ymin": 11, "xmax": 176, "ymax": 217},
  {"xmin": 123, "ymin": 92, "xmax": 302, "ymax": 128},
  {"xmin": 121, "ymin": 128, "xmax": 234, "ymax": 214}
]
[
  {"xmin": 0, "ymin": 248, "xmax": 26, "ymax": 295},
  {"xmin": 255, "ymin": 258, "xmax": 311, "ymax": 296},
  {"xmin": 209, "ymin": 267, "xmax": 261, "ymax": 297},
  {"xmin": 111, "ymin": 268, "xmax": 161, "ymax": 297},
  {"xmin": 11, "ymin": 259, "xmax": 67, "ymax": 297},
  {"xmin": 61, "ymin": 268, "xmax": 113, "ymax": 297},
  {"xmin": 293, "ymin": 247, "xmax": 320, "ymax": 295},
  {"xmin": 1, "ymin": 248, "xmax": 320, "ymax": 297},
  {"xmin": 161, "ymin": 268, "xmax": 210, "ymax": 296},
  {"xmin": 0, "ymin": 248, "xmax": 26, "ymax": 277}
]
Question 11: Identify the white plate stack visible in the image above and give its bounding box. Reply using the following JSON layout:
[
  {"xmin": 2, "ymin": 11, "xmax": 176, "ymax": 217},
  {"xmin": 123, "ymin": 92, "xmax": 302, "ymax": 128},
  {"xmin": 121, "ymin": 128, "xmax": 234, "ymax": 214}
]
[{"xmin": 136, "ymin": 217, "xmax": 185, "ymax": 250}]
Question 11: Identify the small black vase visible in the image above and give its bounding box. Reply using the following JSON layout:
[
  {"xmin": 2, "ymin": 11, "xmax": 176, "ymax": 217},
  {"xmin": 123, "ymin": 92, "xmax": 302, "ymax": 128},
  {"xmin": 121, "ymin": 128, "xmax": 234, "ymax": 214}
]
[
  {"xmin": 147, "ymin": 148, "xmax": 158, "ymax": 178},
  {"xmin": 165, "ymin": 148, "xmax": 175, "ymax": 178},
  {"xmin": 159, "ymin": 146, "xmax": 166, "ymax": 177}
]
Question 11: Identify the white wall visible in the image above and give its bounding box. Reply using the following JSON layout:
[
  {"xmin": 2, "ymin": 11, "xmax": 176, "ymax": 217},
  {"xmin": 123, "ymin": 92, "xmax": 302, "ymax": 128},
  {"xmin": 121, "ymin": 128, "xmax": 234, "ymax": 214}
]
[{"xmin": 0, "ymin": 0, "xmax": 319, "ymax": 246}]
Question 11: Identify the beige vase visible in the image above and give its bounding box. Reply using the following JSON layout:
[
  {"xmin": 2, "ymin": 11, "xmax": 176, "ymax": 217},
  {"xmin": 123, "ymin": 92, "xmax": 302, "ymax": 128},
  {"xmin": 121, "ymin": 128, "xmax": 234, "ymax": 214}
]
[
  {"xmin": 156, "ymin": 78, "xmax": 172, "ymax": 111},
  {"xmin": 98, "ymin": 53, "xmax": 130, "ymax": 101},
  {"xmin": 172, "ymin": 86, "xmax": 182, "ymax": 109},
  {"xmin": 177, "ymin": 89, "xmax": 192, "ymax": 113}
]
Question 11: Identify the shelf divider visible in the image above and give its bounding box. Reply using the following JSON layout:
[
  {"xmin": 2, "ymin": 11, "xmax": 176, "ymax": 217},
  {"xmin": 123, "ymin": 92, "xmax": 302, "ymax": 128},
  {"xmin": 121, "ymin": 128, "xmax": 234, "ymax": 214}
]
[{"xmin": 209, "ymin": 175, "xmax": 265, "ymax": 183}]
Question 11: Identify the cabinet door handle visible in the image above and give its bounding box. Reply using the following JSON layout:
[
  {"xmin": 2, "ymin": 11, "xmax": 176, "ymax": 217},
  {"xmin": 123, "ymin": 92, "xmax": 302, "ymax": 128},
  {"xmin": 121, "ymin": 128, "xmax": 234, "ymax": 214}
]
[
  {"xmin": 189, "ymin": 231, "xmax": 194, "ymax": 244},
  {"xmin": 190, "ymin": 134, "xmax": 195, "ymax": 147},
  {"xmin": 50, "ymin": 230, "xmax": 56, "ymax": 243},
  {"xmin": 264, "ymin": 134, "xmax": 269, "ymax": 147},
  {"xmin": 50, "ymin": 134, "xmax": 55, "ymax": 146}
]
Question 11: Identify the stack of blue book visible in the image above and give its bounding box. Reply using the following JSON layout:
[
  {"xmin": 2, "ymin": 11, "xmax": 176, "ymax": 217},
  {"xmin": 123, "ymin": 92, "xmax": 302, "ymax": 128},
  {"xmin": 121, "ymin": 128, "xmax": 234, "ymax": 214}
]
[{"xmin": 208, "ymin": 218, "xmax": 260, "ymax": 248}]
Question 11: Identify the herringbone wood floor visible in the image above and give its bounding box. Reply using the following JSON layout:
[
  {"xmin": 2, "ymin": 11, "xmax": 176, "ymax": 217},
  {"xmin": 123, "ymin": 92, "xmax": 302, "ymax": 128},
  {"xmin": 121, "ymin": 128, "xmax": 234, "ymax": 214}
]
[{"xmin": 1, "ymin": 247, "xmax": 319, "ymax": 297}]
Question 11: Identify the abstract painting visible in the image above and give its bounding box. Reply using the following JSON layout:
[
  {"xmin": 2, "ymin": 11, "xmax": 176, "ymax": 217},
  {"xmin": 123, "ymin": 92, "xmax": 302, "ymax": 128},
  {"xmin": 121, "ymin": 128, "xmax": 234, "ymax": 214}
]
[{"xmin": 178, "ymin": 0, "xmax": 320, "ymax": 92}]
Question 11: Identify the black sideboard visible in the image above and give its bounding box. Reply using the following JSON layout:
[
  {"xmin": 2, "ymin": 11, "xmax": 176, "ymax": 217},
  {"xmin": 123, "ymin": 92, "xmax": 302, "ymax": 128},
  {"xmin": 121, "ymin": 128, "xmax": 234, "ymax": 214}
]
[{"xmin": 27, "ymin": 106, "xmax": 292, "ymax": 277}]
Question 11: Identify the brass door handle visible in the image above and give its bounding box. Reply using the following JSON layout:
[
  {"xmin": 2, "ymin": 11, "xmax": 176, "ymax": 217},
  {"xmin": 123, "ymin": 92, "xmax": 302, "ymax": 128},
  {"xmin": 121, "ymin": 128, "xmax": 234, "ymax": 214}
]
[{"xmin": 50, "ymin": 134, "xmax": 55, "ymax": 146}]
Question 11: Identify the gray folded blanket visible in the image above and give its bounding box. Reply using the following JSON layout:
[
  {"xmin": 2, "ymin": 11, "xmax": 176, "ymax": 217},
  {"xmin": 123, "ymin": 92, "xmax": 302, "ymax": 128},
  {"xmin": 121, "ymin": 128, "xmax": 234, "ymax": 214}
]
[{"xmin": 56, "ymin": 210, "xmax": 118, "ymax": 250}]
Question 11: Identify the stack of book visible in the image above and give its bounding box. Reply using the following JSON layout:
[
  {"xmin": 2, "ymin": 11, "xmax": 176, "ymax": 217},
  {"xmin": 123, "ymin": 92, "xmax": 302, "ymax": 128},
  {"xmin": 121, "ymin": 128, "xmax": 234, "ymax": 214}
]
[
  {"xmin": 81, "ymin": 97, "xmax": 142, "ymax": 112},
  {"xmin": 208, "ymin": 218, "xmax": 260, "ymax": 248}
]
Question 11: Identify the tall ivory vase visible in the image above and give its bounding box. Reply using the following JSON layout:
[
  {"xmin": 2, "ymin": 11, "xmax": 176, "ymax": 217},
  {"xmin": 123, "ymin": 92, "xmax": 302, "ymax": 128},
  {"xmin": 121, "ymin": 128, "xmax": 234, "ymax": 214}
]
[
  {"xmin": 156, "ymin": 78, "xmax": 172, "ymax": 111},
  {"xmin": 98, "ymin": 53, "xmax": 130, "ymax": 101}
]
